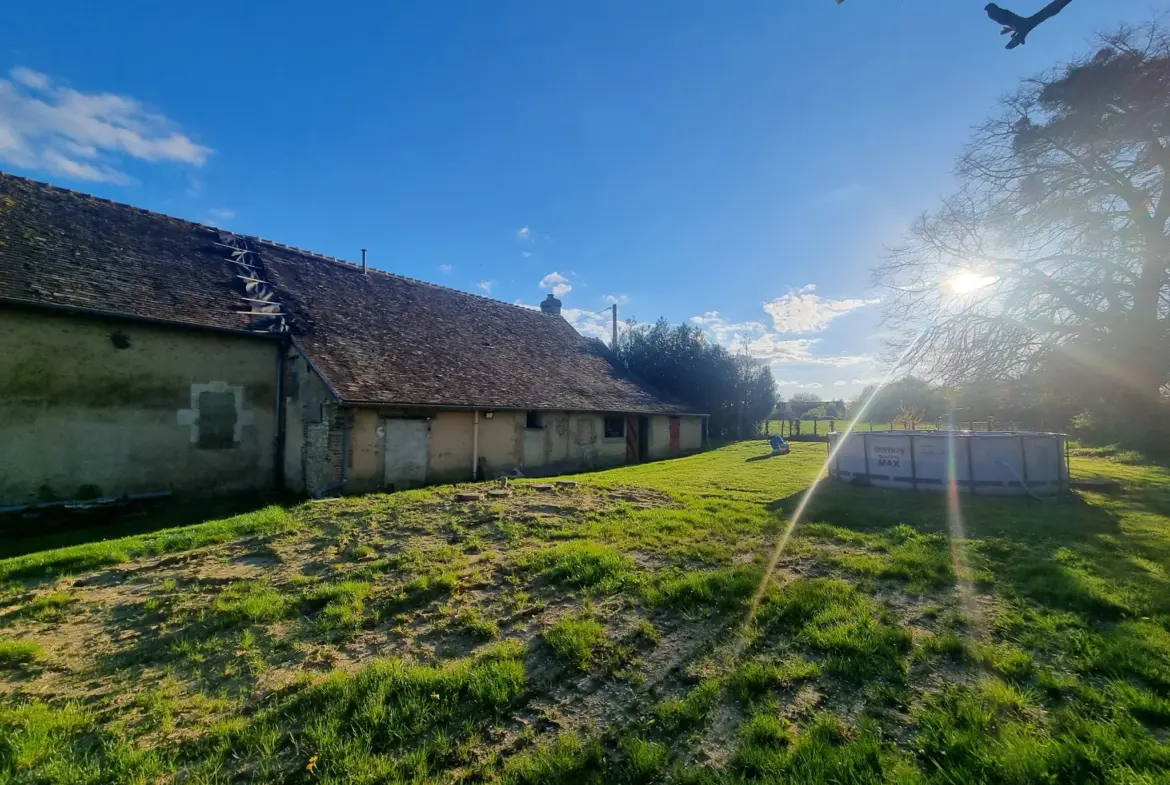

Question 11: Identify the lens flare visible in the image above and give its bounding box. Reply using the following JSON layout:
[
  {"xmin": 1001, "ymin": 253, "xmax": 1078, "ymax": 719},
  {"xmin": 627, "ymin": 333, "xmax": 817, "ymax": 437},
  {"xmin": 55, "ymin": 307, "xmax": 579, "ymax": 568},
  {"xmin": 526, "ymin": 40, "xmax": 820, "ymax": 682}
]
[
  {"xmin": 945, "ymin": 270, "xmax": 997, "ymax": 295},
  {"xmin": 945, "ymin": 426, "xmax": 985, "ymax": 642},
  {"xmin": 731, "ymin": 329, "xmax": 929, "ymax": 658}
]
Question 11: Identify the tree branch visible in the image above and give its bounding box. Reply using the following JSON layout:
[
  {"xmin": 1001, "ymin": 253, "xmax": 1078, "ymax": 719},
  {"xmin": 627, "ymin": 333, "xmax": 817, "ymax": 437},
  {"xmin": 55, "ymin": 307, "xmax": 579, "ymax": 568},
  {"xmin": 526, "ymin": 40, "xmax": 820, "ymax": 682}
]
[{"xmin": 985, "ymin": 0, "xmax": 1076, "ymax": 49}]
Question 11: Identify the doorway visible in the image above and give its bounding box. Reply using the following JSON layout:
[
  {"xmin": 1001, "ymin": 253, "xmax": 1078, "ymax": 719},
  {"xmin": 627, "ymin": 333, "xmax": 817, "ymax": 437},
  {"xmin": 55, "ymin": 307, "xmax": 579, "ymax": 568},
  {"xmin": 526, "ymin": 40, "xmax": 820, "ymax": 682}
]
[{"xmin": 626, "ymin": 415, "xmax": 649, "ymax": 463}]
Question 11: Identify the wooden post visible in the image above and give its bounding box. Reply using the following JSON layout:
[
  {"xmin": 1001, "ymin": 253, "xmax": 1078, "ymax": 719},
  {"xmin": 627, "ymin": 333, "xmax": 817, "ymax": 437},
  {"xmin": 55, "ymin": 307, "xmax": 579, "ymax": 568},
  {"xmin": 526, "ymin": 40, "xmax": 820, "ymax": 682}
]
[{"xmin": 814, "ymin": 418, "xmax": 819, "ymax": 436}]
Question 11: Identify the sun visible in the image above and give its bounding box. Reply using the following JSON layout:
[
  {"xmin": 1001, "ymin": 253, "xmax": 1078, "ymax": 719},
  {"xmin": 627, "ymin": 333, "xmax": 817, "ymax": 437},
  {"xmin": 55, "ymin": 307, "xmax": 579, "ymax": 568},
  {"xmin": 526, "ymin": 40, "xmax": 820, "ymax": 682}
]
[{"xmin": 945, "ymin": 270, "xmax": 997, "ymax": 295}]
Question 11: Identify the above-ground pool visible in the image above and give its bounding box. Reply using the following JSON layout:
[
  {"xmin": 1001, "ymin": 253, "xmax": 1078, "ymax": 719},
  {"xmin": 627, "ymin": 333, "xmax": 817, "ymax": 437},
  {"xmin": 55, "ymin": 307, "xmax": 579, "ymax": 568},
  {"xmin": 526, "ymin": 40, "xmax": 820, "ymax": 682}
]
[{"xmin": 826, "ymin": 430, "xmax": 1069, "ymax": 496}]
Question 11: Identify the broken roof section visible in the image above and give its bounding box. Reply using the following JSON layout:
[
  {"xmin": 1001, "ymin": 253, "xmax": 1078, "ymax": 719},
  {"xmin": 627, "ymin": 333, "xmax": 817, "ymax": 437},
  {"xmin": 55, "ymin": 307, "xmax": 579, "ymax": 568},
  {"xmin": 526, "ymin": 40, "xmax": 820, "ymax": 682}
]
[{"xmin": 0, "ymin": 172, "xmax": 698, "ymax": 415}]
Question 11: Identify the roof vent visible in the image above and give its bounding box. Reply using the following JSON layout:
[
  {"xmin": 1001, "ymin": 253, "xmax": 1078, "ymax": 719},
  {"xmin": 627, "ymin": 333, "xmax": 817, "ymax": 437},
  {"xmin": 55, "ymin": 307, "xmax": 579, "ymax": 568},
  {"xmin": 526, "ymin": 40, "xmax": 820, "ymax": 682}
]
[{"xmin": 540, "ymin": 294, "xmax": 562, "ymax": 316}]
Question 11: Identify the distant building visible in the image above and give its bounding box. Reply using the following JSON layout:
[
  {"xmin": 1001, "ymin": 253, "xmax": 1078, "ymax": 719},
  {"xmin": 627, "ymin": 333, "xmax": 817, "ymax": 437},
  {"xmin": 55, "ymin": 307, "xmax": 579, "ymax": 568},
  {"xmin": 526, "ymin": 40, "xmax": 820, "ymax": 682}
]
[{"xmin": 0, "ymin": 172, "xmax": 706, "ymax": 506}]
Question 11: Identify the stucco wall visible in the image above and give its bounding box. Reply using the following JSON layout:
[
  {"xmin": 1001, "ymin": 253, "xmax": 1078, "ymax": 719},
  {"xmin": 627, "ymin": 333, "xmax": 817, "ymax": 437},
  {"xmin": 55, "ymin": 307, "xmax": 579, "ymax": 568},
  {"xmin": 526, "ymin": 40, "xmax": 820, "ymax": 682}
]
[
  {"xmin": 647, "ymin": 415, "xmax": 672, "ymax": 459},
  {"xmin": 349, "ymin": 409, "xmax": 380, "ymax": 488},
  {"xmin": 479, "ymin": 412, "xmax": 523, "ymax": 477},
  {"xmin": 0, "ymin": 308, "xmax": 279, "ymax": 505},
  {"xmin": 429, "ymin": 411, "xmax": 474, "ymax": 482},
  {"xmin": 680, "ymin": 416, "xmax": 703, "ymax": 451}
]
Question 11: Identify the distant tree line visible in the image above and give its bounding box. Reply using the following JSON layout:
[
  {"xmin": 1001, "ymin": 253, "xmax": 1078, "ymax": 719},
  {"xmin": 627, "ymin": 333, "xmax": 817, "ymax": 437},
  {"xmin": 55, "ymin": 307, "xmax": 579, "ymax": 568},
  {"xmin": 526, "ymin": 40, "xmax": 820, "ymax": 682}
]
[{"xmin": 614, "ymin": 319, "xmax": 777, "ymax": 440}]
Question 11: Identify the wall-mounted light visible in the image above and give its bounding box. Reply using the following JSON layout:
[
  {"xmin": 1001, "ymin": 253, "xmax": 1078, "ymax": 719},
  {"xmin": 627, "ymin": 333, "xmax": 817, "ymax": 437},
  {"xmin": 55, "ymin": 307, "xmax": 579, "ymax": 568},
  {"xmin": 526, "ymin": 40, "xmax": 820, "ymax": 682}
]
[{"xmin": 485, "ymin": 412, "xmax": 494, "ymax": 419}]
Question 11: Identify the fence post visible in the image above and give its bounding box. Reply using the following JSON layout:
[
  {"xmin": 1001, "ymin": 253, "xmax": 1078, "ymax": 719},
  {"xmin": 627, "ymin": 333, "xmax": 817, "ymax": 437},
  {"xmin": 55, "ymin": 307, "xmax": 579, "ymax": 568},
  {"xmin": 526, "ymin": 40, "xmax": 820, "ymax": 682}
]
[{"xmin": 814, "ymin": 418, "xmax": 819, "ymax": 436}]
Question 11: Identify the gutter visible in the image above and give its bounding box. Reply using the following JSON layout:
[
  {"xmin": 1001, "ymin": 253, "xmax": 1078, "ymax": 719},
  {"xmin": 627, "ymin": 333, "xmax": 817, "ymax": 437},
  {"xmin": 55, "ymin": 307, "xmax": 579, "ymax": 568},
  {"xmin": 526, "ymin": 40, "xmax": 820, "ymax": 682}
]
[
  {"xmin": 472, "ymin": 411, "xmax": 480, "ymax": 481},
  {"xmin": 339, "ymin": 399, "xmax": 709, "ymax": 418}
]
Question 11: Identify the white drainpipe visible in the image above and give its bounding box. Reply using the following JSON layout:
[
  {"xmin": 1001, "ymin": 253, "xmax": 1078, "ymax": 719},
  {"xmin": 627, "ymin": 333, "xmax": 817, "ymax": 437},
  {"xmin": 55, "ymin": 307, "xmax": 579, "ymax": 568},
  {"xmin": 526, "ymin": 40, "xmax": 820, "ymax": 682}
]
[{"xmin": 472, "ymin": 410, "xmax": 480, "ymax": 481}]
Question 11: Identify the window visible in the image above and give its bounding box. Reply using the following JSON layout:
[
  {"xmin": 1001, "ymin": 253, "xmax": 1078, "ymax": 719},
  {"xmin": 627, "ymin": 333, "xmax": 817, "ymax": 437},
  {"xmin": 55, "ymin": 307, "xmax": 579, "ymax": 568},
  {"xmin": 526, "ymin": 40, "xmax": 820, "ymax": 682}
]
[
  {"xmin": 604, "ymin": 415, "xmax": 625, "ymax": 439},
  {"xmin": 525, "ymin": 411, "xmax": 543, "ymax": 429},
  {"xmin": 197, "ymin": 390, "xmax": 238, "ymax": 449}
]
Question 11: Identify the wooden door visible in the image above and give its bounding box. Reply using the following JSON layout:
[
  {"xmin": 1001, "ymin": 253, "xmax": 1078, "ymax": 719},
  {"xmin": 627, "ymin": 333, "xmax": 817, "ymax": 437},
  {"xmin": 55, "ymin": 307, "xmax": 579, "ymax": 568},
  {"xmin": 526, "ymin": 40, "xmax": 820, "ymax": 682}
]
[{"xmin": 669, "ymin": 417, "xmax": 681, "ymax": 451}]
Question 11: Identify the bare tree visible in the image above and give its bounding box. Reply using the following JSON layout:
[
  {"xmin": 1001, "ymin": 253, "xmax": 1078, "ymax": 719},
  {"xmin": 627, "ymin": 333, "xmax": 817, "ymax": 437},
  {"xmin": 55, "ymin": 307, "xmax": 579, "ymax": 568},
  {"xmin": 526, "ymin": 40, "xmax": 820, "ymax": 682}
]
[{"xmin": 875, "ymin": 23, "xmax": 1170, "ymax": 416}]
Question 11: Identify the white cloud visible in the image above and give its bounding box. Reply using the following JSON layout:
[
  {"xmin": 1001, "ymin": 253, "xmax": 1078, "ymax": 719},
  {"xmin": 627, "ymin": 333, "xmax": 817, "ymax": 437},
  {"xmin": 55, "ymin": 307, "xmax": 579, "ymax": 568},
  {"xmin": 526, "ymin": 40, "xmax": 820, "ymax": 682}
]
[
  {"xmin": 539, "ymin": 271, "xmax": 572, "ymax": 298},
  {"xmin": 851, "ymin": 377, "xmax": 883, "ymax": 385},
  {"xmin": 10, "ymin": 67, "xmax": 50, "ymax": 91},
  {"xmin": 0, "ymin": 67, "xmax": 212, "ymax": 183},
  {"xmin": 521, "ymin": 251, "xmax": 532, "ymax": 258},
  {"xmin": 516, "ymin": 226, "xmax": 531, "ymax": 240},
  {"xmin": 737, "ymin": 334, "xmax": 870, "ymax": 367},
  {"xmin": 762, "ymin": 285, "xmax": 878, "ymax": 334},
  {"xmin": 690, "ymin": 311, "xmax": 768, "ymax": 347},
  {"xmin": 561, "ymin": 307, "xmax": 625, "ymax": 343},
  {"xmin": 806, "ymin": 382, "xmax": 824, "ymax": 389},
  {"xmin": 439, "ymin": 264, "xmax": 453, "ymax": 274},
  {"xmin": 513, "ymin": 299, "xmax": 539, "ymax": 310},
  {"xmin": 834, "ymin": 380, "xmax": 847, "ymax": 387},
  {"xmin": 206, "ymin": 207, "xmax": 235, "ymax": 222},
  {"xmin": 477, "ymin": 280, "xmax": 493, "ymax": 294},
  {"xmin": 604, "ymin": 294, "xmax": 629, "ymax": 306}
]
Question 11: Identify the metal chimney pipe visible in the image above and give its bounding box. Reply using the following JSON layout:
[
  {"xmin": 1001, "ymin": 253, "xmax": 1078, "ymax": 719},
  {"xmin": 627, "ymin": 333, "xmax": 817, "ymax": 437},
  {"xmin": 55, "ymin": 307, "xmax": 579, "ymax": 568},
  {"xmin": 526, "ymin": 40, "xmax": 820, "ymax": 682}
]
[{"xmin": 361, "ymin": 248, "xmax": 368, "ymax": 275}]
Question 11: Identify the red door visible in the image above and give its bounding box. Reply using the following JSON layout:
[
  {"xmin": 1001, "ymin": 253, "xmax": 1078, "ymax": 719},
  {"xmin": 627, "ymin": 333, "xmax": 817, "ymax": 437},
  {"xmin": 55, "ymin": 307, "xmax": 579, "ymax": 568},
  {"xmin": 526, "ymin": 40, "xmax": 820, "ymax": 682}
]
[{"xmin": 669, "ymin": 417, "xmax": 681, "ymax": 451}]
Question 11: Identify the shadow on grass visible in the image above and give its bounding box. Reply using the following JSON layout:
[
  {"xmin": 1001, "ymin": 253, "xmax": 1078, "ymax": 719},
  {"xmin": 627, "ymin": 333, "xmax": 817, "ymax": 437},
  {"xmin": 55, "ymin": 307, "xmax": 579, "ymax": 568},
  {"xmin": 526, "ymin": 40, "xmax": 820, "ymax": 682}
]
[
  {"xmin": 0, "ymin": 492, "xmax": 295, "ymax": 560},
  {"xmin": 767, "ymin": 483, "xmax": 1119, "ymax": 544},
  {"xmin": 745, "ymin": 453, "xmax": 786, "ymax": 464},
  {"xmin": 762, "ymin": 483, "xmax": 1170, "ymax": 620}
]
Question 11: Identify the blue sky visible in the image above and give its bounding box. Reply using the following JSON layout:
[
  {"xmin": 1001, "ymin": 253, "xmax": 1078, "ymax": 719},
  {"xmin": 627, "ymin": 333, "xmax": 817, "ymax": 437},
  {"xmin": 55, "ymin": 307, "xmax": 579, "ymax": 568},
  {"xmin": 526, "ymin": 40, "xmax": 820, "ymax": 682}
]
[{"xmin": 1, "ymin": 0, "xmax": 1155, "ymax": 398}]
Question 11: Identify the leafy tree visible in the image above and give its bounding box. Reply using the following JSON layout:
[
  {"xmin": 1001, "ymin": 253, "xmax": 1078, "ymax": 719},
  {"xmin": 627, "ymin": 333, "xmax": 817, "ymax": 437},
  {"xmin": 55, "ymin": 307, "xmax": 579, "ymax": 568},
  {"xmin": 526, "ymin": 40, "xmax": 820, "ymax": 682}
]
[
  {"xmin": 615, "ymin": 319, "xmax": 778, "ymax": 439},
  {"xmin": 875, "ymin": 23, "xmax": 1170, "ymax": 446},
  {"xmin": 848, "ymin": 377, "xmax": 946, "ymax": 423}
]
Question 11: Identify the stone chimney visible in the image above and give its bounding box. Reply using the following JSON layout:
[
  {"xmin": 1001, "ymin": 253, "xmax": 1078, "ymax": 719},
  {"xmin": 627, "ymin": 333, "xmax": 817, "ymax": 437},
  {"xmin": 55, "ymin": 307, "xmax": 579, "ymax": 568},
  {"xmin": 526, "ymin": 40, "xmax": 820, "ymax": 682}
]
[{"xmin": 540, "ymin": 294, "xmax": 562, "ymax": 316}]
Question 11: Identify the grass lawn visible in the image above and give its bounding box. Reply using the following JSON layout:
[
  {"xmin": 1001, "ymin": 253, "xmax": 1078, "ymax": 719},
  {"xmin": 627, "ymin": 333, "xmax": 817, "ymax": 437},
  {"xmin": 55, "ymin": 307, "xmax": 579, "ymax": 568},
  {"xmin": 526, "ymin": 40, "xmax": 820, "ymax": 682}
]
[{"xmin": 2, "ymin": 441, "xmax": 1170, "ymax": 783}]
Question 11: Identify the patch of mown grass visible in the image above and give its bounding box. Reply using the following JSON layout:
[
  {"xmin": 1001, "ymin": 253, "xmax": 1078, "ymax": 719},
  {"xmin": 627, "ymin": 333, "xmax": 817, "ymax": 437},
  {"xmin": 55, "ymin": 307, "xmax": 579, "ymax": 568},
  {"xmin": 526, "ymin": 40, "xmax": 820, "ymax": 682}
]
[
  {"xmin": 0, "ymin": 637, "xmax": 41, "ymax": 667},
  {"xmin": 449, "ymin": 605, "xmax": 501, "ymax": 639},
  {"xmin": 5, "ymin": 441, "xmax": 1170, "ymax": 783},
  {"xmin": 619, "ymin": 735, "xmax": 670, "ymax": 784},
  {"xmin": 0, "ymin": 505, "xmax": 294, "ymax": 583},
  {"xmin": 16, "ymin": 590, "xmax": 76, "ymax": 621},
  {"xmin": 520, "ymin": 542, "xmax": 638, "ymax": 593},
  {"xmin": 760, "ymin": 578, "xmax": 911, "ymax": 683},
  {"xmin": 208, "ymin": 579, "xmax": 294, "ymax": 627},
  {"xmin": 502, "ymin": 732, "xmax": 607, "ymax": 785},
  {"xmin": 544, "ymin": 614, "xmax": 607, "ymax": 670},
  {"xmin": 655, "ymin": 679, "xmax": 722, "ymax": 733},
  {"xmin": 646, "ymin": 565, "xmax": 762, "ymax": 615},
  {"xmin": 913, "ymin": 678, "xmax": 1170, "ymax": 783},
  {"xmin": 187, "ymin": 642, "xmax": 527, "ymax": 783},
  {"xmin": 730, "ymin": 654, "xmax": 820, "ymax": 701},
  {"xmin": 732, "ymin": 710, "xmax": 913, "ymax": 784},
  {"xmin": 808, "ymin": 523, "xmax": 954, "ymax": 593},
  {"xmin": 0, "ymin": 700, "xmax": 168, "ymax": 782},
  {"xmin": 303, "ymin": 580, "xmax": 373, "ymax": 635}
]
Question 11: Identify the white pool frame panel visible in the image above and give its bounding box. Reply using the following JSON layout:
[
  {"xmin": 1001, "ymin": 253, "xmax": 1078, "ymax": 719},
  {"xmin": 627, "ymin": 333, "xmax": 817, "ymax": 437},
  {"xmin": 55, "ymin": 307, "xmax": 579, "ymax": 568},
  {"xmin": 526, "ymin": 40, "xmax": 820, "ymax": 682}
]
[{"xmin": 826, "ymin": 430, "xmax": 1070, "ymax": 496}]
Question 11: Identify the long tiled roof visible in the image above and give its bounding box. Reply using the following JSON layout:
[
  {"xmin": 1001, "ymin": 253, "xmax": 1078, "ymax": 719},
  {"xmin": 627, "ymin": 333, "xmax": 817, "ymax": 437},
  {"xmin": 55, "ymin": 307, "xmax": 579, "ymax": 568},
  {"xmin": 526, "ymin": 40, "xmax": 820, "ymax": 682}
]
[{"xmin": 0, "ymin": 171, "xmax": 697, "ymax": 414}]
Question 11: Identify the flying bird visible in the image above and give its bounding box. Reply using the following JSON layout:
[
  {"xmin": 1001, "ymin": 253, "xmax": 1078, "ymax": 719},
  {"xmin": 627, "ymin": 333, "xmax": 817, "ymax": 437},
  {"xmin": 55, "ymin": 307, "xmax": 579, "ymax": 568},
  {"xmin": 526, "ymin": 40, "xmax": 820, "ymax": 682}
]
[{"xmin": 985, "ymin": 1, "xmax": 1076, "ymax": 49}]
